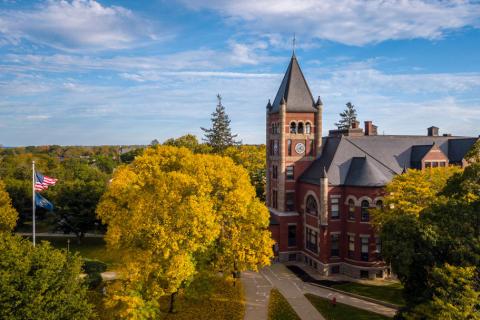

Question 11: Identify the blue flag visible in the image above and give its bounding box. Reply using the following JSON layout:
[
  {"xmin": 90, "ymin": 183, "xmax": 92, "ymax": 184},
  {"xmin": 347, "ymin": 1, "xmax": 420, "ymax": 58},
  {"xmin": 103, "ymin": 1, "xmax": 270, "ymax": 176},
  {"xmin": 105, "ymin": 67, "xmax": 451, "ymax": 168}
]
[{"xmin": 35, "ymin": 192, "xmax": 54, "ymax": 211}]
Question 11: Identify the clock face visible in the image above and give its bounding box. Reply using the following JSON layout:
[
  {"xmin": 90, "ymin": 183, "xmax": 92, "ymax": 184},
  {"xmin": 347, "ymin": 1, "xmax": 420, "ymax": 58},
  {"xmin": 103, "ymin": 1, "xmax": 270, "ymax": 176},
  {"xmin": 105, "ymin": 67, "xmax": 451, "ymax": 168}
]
[{"xmin": 295, "ymin": 143, "xmax": 305, "ymax": 154}]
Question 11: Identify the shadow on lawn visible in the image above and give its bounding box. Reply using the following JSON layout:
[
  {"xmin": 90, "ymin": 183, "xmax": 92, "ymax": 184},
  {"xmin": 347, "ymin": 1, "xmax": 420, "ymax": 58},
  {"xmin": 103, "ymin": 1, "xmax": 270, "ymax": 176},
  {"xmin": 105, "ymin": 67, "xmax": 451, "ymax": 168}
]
[{"xmin": 286, "ymin": 265, "xmax": 350, "ymax": 287}]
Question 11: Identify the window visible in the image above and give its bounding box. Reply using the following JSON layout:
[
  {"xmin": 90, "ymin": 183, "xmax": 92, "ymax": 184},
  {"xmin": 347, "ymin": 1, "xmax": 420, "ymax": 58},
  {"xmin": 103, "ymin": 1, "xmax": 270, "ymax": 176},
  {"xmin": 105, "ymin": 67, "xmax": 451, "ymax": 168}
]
[
  {"xmin": 348, "ymin": 235, "xmax": 355, "ymax": 259},
  {"xmin": 376, "ymin": 200, "xmax": 383, "ymax": 210},
  {"xmin": 330, "ymin": 234, "xmax": 340, "ymax": 257},
  {"xmin": 306, "ymin": 195, "xmax": 318, "ymax": 216},
  {"xmin": 425, "ymin": 161, "xmax": 432, "ymax": 168},
  {"xmin": 306, "ymin": 228, "xmax": 318, "ymax": 253},
  {"xmin": 348, "ymin": 199, "xmax": 355, "ymax": 220},
  {"xmin": 273, "ymin": 140, "xmax": 279, "ymax": 156},
  {"xmin": 286, "ymin": 192, "xmax": 295, "ymax": 211},
  {"xmin": 361, "ymin": 237, "xmax": 369, "ymax": 261},
  {"xmin": 361, "ymin": 200, "xmax": 370, "ymax": 222},
  {"xmin": 331, "ymin": 198, "xmax": 339, "ymax": 219},
  {"xmin": 287, "ymin": 139, "xmax": 292, "ymax": 156},
  {"xmin": 309, "ymin": 140, "xmax": 314, "ymax": 156},
  {"xmin": 287, "ymin": 225, "xmax": 297, "ymax": 247},
  {"xmin": 269, "ymin": 140, "xmax": 274, "ymax": 156},
  {"xmin": 288, "ymin": 253, "xmax": 296, "ymax": 261},
  {"xmin": 286, "ymin": 165, "xmax": 294, "ymax": 180},
  {"xmin": 272, "ymin": 190, "xmax": 278, "ymax": 209},
  {"xmin": 331, "ymin": 265, "xmax": 340, "ymax": 274},
  {"xmin": 440, "ymin": 161, "xmax": 446, "ymax": 167},
  {"xmin": 297, "ymin": 122, "xmax": 304, "ymax": 134},
  {"xmin": 272, "ymin": 165, "xmax": 278, "ymax": 179},
  {"xmin": 360, "ymin": 270, "xmax": 369, "ymax": 279},
  {"xmin": 305, "ymin": 122, "xmax": 311, "ymax": 134},
  {"xmin": 432, "ymin": 162, "xmax": 439, "ymax": 168},
  {"xmin": 271, "ymin": 123, "xmax": 275, "ymax": 134},
  {"xmin": 290, "ymin": 122, "xmax": 297, "ymax": 134},
  {"xmin": 375, "ymin": 237, "xmax": 382, "ymax": 258}
]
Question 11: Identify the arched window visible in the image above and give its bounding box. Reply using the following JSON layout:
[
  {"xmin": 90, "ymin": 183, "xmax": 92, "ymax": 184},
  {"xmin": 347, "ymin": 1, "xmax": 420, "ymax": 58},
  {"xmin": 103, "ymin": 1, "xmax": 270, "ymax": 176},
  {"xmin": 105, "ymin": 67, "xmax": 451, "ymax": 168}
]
[
  {"xmin": 348, "ymin": 199, "xmax": 355, "ymax": 220},
  {"xmin": 306, "ymin": 195, "xmax": 318, "ymax": 216},
  {"xmin": 290, "ymin": 122, "xmax": 297, "ymax": 134},
  {"xmin": 376, "ymin": 200, "xmax": 383, "ymax": 210},
  {"xmin": 297, "ymin": 122, "xmax": 304, "ymax": 134},
  {"xmin": 361, "ymin": 200, "xmax": 370, "ymax": 222},
  {"xmin": 305, "ymin": 122, "xmax": 311, "ymax": 134}
]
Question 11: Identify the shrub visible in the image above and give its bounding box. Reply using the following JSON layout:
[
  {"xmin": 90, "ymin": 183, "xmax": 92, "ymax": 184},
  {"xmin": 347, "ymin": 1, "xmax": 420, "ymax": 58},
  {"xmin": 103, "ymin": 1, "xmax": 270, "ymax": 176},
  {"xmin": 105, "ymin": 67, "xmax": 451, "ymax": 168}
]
[
  {"xmin": 85, "ymin": 272, "xmax": 103, "ymax": 289},
  {"xmin": 83, "ymin": 258, "xmax": 107, "ymax": 274}
]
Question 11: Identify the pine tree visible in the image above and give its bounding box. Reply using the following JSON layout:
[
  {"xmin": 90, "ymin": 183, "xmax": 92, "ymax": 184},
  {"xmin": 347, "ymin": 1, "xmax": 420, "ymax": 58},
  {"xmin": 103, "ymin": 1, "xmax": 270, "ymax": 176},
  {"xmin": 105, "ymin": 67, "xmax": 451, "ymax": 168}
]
[
  {"xmin": 201, "ymin": 94, "xmax": 240, "ymax": 152},
  {"xmin": 335, "ymin": 102, "xmax": 358, "ymax": 130}
]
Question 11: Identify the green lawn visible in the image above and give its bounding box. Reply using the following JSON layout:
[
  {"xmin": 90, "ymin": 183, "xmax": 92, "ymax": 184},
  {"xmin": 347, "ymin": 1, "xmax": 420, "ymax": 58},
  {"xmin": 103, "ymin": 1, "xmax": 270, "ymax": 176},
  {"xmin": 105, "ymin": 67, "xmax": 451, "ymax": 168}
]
[
  {"xmin": 29, "ymin": 236, "xmax": 122, "ymax": 269},
  {"xmin": 331, "ymin": 282, "xmax": 404, "ymax": 306},
  {"xmin": 305, "ymin": 294, "xmax": 391, "ymax": 320},
  {"xmin": 268, "ymin": 288, "xmax": 300, "ymax": 320}
]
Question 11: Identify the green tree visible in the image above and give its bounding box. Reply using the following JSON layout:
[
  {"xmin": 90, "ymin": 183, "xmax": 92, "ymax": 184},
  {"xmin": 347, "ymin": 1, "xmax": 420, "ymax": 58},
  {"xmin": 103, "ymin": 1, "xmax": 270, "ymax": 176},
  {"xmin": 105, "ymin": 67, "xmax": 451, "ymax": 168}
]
[
  {"xmin": 0, "ymin": 233, "xmax": 93, "ymax": 319},
  {"xmin": 201, "ymin": 94, "xmax": 240, "ymax": 152},
  {"xmin": 163, "ymin": 134, "xmax": 213, "ymax": 154},
  {"xmin": 0, "ymin": 180, "xmax": 18, "ymax": 231},
  {"xmin": 334, "ymin": 102, "xmax": 358, "ymax": 130},
  {"xmin": 404, "ymin": 264, "xmax": 480, "ymax": 320},
  {"xmin": 379, "ymin": 161, "xmax": 480, "ymax": 318},
  {"xmin": 96, "ymin": 146, "xmax": 272, "ymax": 318}
]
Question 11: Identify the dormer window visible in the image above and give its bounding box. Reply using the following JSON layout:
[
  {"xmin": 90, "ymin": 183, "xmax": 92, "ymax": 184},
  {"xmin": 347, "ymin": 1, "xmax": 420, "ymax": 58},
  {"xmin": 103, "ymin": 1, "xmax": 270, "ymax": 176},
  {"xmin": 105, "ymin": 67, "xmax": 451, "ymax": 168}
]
[
  {"xmin": 290, "ymin": 122, "xmax": 297, "ymax": 134},
  {"xmin": 305, "ymin": 122, "xmax": 311, "ymax": 134},
  {"xmin": 297, "ymin": 122, "xmax": 304, "ymax": 134}
]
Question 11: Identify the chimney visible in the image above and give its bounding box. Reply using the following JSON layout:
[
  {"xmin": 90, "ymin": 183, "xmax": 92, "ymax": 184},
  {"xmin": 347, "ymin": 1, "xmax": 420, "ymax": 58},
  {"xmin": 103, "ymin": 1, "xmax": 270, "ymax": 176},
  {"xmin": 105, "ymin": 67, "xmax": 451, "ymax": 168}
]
[
  {"xmin": 428, "ymin": 126, "xmax": 439, "ymax": 136},
  {"xmin": 351, "ymin": 120, "xmax": 360, "ymax": 129},
  {"xmin": 364, "ymin": 121, "xmax": 378, "ymax": 136}
]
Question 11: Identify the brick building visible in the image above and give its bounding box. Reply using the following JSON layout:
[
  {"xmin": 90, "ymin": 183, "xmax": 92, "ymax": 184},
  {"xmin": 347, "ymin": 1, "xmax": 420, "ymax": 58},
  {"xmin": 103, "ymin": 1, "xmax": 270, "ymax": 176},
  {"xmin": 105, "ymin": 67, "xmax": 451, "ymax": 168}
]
[{"xmin": 267, "ymin": 54, "xmax": 478, "ymax": 279}]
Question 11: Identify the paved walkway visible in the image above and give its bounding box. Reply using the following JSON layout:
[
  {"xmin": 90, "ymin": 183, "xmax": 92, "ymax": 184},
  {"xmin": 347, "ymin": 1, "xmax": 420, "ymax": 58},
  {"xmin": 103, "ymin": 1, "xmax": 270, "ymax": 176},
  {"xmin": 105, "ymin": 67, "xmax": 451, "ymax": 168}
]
[
  {"xmin": 242, "ymin": 271, "xmax": 272, "ymax": 320},
  {"xmin": 262, "ymin": 264, "xmax": 325, "ymax": 320},
  {"xmin": 242, "ymin": 264, "xmax": 398, "ymax": 320},
  {"xmin": 303, "ymin": 283, "xmax": 396, "ymax": 317}
]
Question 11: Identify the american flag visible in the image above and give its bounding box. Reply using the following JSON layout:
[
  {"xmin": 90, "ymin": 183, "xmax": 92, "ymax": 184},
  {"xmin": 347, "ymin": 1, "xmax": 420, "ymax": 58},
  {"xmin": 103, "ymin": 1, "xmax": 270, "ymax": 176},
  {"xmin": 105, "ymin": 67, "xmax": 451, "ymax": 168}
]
[{"xmin": 35, "ymin": 172, "xmax": 58, "ymax": 192}]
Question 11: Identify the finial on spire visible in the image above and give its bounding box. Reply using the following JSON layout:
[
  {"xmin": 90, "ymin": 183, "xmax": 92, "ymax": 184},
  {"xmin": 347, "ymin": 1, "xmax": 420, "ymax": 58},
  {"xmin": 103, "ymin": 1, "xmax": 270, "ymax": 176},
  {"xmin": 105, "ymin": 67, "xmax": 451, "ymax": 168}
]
[
  {"xmin": 266, "ymin": 99, "xmax": 272, "ymax": 110},
  {"xmin": 315, "ymin": 96, "xmax": 323, "ymax": 107},
  {"xmin": 292, "ymin": 33, "xmax": 296, "ymax": 56}
]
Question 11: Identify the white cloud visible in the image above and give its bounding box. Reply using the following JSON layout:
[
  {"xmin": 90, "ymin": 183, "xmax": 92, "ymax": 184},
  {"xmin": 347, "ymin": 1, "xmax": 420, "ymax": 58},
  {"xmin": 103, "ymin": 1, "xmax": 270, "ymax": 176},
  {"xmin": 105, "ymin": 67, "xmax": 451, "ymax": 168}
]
[
  {"xmin": 0, "ymin": 0, "xmax": 158, "ymax": 51},
  {"xmin": 180, "ymin": 0, "xmax": 480, "ymax": 45}
]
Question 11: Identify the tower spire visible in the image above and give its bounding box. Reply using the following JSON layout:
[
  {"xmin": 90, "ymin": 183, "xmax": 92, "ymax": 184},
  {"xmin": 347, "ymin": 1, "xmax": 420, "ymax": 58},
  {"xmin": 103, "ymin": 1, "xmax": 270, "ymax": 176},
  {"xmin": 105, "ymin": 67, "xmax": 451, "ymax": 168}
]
[{"xmin": 292, "ymin": 33, "xmax": 296, "ymax": 56}]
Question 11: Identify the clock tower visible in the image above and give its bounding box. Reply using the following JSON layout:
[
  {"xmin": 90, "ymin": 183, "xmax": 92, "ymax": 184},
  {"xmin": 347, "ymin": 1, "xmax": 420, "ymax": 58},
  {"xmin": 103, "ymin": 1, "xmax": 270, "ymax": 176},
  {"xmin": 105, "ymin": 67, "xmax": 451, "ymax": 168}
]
[{"xmin": 266, "ymin": 53, "xmax": 323, "ymax": 214}]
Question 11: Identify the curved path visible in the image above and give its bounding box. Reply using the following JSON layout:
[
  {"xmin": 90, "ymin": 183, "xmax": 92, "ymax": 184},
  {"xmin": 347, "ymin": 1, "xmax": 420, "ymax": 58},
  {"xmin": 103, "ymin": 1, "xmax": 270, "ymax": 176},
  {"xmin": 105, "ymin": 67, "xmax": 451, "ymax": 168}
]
[{"xmin": 242, "ymin": 263, "xmax": 397, "ymax": 320}]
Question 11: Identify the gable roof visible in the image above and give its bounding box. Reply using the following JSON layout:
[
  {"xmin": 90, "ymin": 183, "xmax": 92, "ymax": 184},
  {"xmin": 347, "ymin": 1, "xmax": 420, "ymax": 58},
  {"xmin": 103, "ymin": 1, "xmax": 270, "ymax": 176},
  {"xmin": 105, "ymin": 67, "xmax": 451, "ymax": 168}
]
[
  {"xmin": 299, "ymin": 135, "xmax": 478, "ymax": 187},
  {"xmin": 270, "ymin": 55, "xmax": 317, "ymax": 113}
]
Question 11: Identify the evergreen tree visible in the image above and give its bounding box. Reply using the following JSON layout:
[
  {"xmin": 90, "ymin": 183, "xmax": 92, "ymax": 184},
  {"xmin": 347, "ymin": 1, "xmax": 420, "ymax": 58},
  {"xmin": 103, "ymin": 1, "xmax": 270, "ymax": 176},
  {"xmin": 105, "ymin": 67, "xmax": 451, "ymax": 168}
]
[
  {"xmin": 201, "ymin": 94, "xmax": 240, "ymax": 152},
  {"xmin": 335, "ymin": 102, "xmax": 358, "ymax": 130}
]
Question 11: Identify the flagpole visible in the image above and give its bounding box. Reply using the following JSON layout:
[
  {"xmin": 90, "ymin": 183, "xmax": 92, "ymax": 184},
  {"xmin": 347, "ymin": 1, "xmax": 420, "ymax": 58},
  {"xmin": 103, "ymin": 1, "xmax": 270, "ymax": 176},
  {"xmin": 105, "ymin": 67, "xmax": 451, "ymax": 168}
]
[{"xmin": 32, "ymin": 160, "xmax": 36, "ymax": 247}]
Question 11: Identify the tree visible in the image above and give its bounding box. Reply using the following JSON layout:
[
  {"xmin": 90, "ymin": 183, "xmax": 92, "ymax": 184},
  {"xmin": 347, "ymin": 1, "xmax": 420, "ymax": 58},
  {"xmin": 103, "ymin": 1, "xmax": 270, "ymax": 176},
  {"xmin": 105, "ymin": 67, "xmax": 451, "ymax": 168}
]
[
  {"xmin": 372, "ymin": 166, "xmax": 461, "ymax": 228},
  {"xmin": 51, "ymin": 180, "xmax": 106, "ymax": 243},
  {"xmin": 96, "ymin": 146, "xmax": 272, "ymax": 318},
  {"xmin": 0, "ymin": 180, "xmax": 18, "ymax": 231},
  {"xmin": 379, "ymin": 161, "xmax": 480, "ymax": 318},
  {"xmin": 0, "ymin": 233, "xmax": 93, "ymax": 319},
  {"xmin": 404, "ymin": 264, "xmax": 480, "ymax": 320},
  {"xmin": 163, "ymin": 134, "xmax": 213, "ymax": 154},
  {"xmin": 201, "ymin": 94, "xmax": 240, "ymax": 152},
  {"xmin": 223, "ymin": 145, "xmax": 266, "ymax": 200},
  {"xmin": 335, "ymin": 102, "xmax": 358, "ymax": 130},
  {"xmin": 150, "ymin": 139, "xmax": 160, "ymax": 146}
]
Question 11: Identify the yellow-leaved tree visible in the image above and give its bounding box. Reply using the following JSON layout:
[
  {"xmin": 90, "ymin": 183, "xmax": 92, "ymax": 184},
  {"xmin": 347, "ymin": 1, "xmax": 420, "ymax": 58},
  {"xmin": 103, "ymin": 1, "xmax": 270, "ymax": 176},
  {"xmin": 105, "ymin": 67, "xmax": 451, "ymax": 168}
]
[
  {"xmin": 0, "ymin": 180, "xmax": 18, "ymax": 232},
  {"xmin": 372, "ymin": 166, "xmax": 462, "ymax": 228},
  {"xmin": 96, "ymin": 146, "xmax": 272, "ymax": 318}
]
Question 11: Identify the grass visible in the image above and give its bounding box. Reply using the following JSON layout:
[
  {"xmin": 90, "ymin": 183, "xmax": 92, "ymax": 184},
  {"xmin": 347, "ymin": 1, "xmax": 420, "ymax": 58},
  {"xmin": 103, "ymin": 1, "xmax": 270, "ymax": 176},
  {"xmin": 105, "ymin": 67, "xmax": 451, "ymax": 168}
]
[
  {"xmin": 331, "ymin": 282, "xmax": 404, "ymax": 306},
  {"xmin": 268, "ymin": 288, "xmax": 300, "ymax": 320},
  {"xmin": 156, "ymin": 277, "xmax": 244, "ymax": 320},
  {"xmin": 27, "ymin": 236, "xmax": 122, "ymax": 269},
  {"xmin": 305, "ymin": 294, "xmax": 391, "ymax": 320}
]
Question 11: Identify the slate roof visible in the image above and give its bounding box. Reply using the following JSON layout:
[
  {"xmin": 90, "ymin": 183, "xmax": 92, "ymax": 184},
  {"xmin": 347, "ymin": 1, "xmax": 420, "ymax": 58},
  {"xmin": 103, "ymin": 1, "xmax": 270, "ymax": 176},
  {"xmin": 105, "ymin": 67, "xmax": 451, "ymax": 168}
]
[
  {"xmin": 270, "ymin": 54, "xmax": 317, "ymax": 113},
  {"xmin": 299, "ymin": 135, "xmax": 478, "ymax": 187},
  {"xmin": 410, "ymin": 144, "xmax": 434, "ymax": 169}
]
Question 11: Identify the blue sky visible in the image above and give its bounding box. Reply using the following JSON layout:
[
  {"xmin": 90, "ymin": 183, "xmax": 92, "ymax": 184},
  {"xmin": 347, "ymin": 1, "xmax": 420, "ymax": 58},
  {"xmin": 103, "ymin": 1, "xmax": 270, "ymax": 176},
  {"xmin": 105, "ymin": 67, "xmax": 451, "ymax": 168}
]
[{"xmin": 0, "ymin": 0, "xmax": 479, "ymax": 146}]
